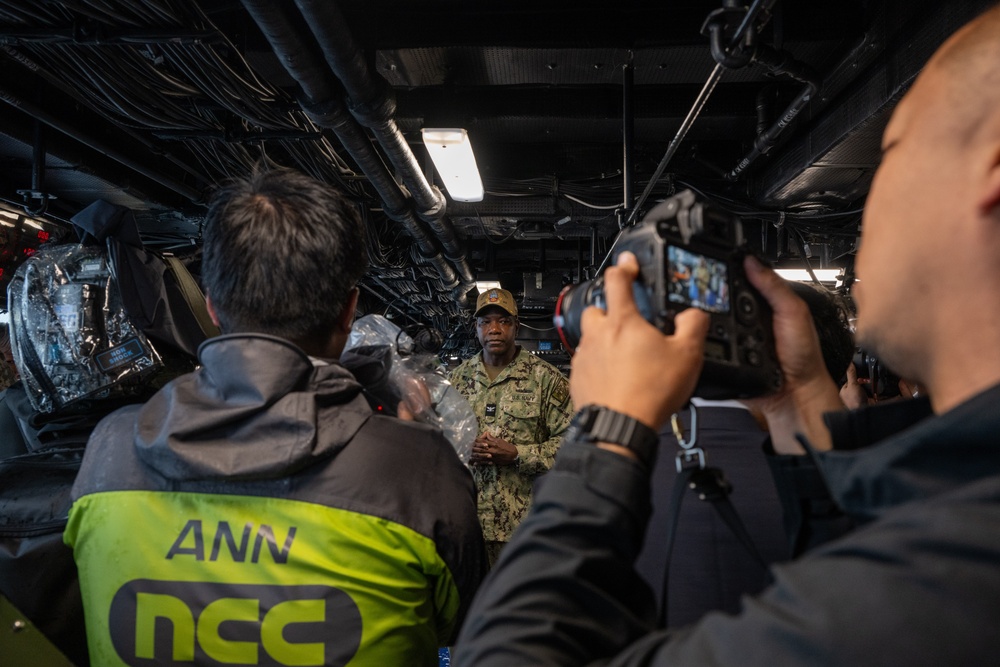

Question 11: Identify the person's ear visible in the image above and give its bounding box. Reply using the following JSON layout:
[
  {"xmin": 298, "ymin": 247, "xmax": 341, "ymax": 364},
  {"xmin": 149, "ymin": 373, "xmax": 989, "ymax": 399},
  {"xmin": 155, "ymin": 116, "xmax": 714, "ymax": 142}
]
[
  {"xmin": 336, "ymin": 287, "xmax": 360, "ymax": 332},
  {"xmin": 978, "ymin": 142, "xmax": 1000, "ymax": 217},
  {"xmin": 205, "ymin": 294, "xmax": 221, "ymax": 327}
]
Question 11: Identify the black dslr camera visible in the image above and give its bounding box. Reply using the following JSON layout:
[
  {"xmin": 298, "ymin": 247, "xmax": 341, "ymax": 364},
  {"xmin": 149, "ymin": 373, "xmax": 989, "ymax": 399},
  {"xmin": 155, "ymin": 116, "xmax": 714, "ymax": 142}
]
[
  {"xmin": 554, "ymin": 190, "xmax": 782, "ymax": 399},
  {"xmin": 852, "ymin": 348, "xmax": 902, "ymax": 400}
]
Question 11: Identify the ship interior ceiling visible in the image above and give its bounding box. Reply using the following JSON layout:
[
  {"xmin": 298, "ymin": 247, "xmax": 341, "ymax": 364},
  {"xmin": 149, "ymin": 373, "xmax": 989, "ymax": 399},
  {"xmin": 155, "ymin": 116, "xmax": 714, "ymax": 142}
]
[{"xmin": 0, "ymin": 0, "xmax": 992, "ymax": 368}]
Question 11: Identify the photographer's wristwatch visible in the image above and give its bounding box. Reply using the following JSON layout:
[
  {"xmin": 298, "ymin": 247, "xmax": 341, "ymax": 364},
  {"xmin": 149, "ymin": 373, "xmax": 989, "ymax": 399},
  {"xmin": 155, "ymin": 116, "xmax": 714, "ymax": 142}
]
[{"xmin": 568, "ymin": 405, "xmax": 659, "ymax": 469}]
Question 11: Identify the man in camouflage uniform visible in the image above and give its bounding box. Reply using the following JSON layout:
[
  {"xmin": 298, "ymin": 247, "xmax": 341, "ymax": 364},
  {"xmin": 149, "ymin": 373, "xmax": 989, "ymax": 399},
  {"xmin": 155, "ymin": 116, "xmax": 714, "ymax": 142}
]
[{"xmin": 450, "ymin": 288, "xmax": 573, "ymax": 567}]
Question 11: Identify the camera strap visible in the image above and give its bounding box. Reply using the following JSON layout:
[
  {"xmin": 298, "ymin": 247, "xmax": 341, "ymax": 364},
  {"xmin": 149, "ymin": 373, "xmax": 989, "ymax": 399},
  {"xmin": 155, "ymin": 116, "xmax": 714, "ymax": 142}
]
[{"xmin": 657, "ymin": 404, "xmax": 774, "ymax": 628}]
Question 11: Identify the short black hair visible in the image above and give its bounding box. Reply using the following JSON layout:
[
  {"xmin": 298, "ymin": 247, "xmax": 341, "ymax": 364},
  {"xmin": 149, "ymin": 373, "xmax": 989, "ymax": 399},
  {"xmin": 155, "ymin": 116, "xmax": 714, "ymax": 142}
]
[
  {"xmin": 789, "ymin": 282, "xmax": 855, "ymax": 385},
  {"xmin": 201, "ymin": 167, "xmax": 368, "ymax": 342}
]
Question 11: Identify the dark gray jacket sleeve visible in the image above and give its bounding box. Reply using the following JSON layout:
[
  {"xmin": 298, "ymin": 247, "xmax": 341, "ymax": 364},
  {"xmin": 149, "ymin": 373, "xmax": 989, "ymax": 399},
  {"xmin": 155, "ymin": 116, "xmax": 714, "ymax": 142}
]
[{"xmin": 454, "ymin": 438, "xmax": 1000, "ymax": 666}]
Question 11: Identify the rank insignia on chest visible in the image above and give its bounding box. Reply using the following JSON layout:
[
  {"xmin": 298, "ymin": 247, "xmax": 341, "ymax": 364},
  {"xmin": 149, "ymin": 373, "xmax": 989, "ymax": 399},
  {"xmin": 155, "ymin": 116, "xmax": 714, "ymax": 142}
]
[{"xmin": 485, "ymin": 403, "xmax": 497, "ymax": 417}]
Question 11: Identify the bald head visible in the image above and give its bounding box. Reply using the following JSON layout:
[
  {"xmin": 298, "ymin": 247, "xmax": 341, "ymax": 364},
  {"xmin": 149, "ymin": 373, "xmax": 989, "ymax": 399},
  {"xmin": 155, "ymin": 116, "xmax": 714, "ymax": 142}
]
[
  {"xmin": 925, "ymin": 4, "xmax": 1000, "ymax": 149},
  {"xmin": 936, "ymin": 3, "xmax": 1000, "ymax": 73},
  {"xmin": 853, "ymin": 2, "xmax": 1000, "ymax": 414}
]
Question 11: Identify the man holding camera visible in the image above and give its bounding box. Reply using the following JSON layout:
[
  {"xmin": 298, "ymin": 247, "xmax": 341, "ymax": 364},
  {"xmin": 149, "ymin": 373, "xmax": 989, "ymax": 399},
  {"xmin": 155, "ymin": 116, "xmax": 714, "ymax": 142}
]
[{"xmin": 456, "ymin": 4, "xmax": 1000, "ymax": 665}]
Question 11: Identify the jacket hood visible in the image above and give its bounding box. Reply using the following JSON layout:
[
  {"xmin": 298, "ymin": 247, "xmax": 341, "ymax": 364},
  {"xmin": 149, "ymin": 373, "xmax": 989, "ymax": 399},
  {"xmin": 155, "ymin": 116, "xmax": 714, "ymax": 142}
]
[
  {"xmin": 817, "ymin": 382, "xmax": 1000, "ymax": 523},
  {"xmin": 134, "ymin": 334, "xmax": 371, "ymax": 481}
]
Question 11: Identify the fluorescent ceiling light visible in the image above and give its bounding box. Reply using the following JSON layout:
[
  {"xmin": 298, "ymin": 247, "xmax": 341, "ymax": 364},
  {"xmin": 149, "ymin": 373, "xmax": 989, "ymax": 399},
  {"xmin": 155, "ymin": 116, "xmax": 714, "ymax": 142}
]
[
  {"xmin": 476, "ymin": 280, "xmax": 502, "ymax": 294},
  {"xmin": 422, "ymin": 128, "xmax": 484, "ymax": 202},
  {"xmin": 775, "ymin": 269, "xmax": 842, "ymax": 282}
]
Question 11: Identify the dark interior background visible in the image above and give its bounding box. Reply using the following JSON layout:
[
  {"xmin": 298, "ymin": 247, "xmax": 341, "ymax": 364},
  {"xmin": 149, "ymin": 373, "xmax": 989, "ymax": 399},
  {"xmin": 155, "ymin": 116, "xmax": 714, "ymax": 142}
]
[{"xmin": 0, "ymin": 0, "xmax": 992, "ymax": 366}]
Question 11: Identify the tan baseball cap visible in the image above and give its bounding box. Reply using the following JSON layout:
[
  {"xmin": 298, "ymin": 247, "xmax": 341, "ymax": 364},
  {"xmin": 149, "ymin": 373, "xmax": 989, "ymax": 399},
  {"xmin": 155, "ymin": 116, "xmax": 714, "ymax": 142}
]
[{"xmin": 474, "ymin": 288, "xmax": 518, "ymax": 317}]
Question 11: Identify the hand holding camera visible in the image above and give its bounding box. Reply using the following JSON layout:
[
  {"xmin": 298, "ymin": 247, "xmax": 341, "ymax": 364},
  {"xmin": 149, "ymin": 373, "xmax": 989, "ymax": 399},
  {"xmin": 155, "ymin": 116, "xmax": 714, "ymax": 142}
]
[
  {"xmin": 568, "ymin": 251, "xmax": 710, "ymax": 431},
  {"xmin": 740, "ymin": 256, "xmax": 843, "ymax": 453},
  {"xmin": 556, "ymin": 189, "xmax": 782, "ymax": 400},
  {"xmin": 559, "ymin": 190, "xmax": 845, "ymax": 451}
]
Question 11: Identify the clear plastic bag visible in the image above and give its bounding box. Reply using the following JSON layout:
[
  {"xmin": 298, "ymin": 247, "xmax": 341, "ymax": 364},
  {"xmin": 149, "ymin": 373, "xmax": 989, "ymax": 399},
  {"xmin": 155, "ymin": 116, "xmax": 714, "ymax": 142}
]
[
  {"xmin": 7, "ymin": 244, "xmax": 162, "ymax": 413},
  {"xmin": 345, "ymin": 315, "xmax": 475, "ymax": 464}
]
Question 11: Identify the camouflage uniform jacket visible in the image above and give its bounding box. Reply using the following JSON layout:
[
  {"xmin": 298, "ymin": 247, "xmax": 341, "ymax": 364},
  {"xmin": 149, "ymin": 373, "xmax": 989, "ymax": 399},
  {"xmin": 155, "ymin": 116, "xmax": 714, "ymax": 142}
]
[{"xmin": 449, "ymin": 347, "xmax": 572, "ymax": 543}]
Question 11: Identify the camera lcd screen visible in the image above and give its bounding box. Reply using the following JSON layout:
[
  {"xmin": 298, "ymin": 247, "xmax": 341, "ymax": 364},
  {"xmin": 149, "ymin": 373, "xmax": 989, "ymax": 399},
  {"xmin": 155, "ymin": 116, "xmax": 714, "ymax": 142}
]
[{"xmin": 667, "ymin": 246, "xmax": 730, "ymax": 313}]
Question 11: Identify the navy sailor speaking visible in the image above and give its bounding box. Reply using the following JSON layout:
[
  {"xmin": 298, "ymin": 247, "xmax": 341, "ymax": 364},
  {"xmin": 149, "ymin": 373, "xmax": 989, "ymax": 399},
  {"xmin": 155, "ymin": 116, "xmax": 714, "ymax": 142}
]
[{"xmin": 450, "ymin": 287, "xmax": 573, "ymax": 568}]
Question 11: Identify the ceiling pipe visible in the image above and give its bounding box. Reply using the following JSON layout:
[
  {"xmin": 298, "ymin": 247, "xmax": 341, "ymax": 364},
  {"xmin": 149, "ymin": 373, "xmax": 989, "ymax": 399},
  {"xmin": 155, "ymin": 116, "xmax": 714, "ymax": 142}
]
[
  {"xmin": 311, "ymin": 102, "xmax": 460, "ymax": 291},
  {"xmin": 291, "ymin": 0, "xmax": 476, "ymax": 292},
  {"xmin": 755, "ymin": 85, "xmax": 778, "ymax": 136},
  {"xmin": 238, "ymin": 0, "xmax": 459, "ymax": 290},
  {"xmin": 722, "ymin": 42, "xmax": 820, "ymax": 180},
  {"xmin": 701, "ymin": 0, "xmax": 822, "ymax": 180},
  {"xmin": 17, "ymin": 118, "xmax": 52, "ymax": 216}
]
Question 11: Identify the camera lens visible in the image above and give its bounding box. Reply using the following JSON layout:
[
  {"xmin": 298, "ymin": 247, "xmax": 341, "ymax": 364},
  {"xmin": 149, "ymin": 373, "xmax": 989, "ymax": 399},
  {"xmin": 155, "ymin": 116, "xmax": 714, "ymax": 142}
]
[
  {"xmin": 554, "ymin": 278, "xmax": 604, "ymax": 351},
  {"xmin": 555, "ymin": 277, "xmax": 659, "ymax": 352}
]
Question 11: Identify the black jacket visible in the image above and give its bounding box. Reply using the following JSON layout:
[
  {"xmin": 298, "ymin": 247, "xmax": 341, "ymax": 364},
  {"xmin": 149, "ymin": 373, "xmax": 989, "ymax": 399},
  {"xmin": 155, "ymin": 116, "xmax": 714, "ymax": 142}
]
[
  {"xmin": 455, "ymin": 384, "xmax": 1000, "ymax": 666},
  {"xmin": 0, "ymin": 382, "xmax": 135, "ymax": 667}
]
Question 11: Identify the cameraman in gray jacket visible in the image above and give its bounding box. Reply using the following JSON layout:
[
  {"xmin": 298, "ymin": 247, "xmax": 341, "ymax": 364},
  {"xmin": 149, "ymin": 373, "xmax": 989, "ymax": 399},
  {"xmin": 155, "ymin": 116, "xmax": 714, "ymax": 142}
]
[{"xmin": 456, "ymin": 5, "xmax": 1000, "ymax": 665}]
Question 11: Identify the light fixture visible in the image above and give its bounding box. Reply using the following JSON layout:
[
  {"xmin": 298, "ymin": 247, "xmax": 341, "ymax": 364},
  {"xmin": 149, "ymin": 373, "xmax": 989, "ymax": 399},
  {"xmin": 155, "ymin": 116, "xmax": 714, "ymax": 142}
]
[
  {"xmin": 476, "ymin": 280, "xmax": 502, "ymax": 294},
  {"xmin": 421, "ymin": 128, "xmax": 484, "ymax": 202},
  {"xmin": 475, "ymin": 272, "xmax": 501, "ymax": 294},
  {"xmin": 774, "ymin": 268, "xmax": 843, "ymax": 283}
]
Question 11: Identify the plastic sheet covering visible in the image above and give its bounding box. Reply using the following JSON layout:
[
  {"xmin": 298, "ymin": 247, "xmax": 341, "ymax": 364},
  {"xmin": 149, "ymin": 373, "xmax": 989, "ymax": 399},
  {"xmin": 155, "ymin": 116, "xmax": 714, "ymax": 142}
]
[
  {"xmin": 7, "ymin": 244, "xmax": 162, "ymax": 414},
  {"xmin": 346, "ymin": 315, "xmax": 475, "ymax": 464}
]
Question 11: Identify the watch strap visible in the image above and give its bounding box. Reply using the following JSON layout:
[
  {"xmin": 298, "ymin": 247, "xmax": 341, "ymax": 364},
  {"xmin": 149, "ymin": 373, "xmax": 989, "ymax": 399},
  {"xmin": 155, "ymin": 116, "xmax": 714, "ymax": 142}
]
[{"xmin": 569, "ymin": 404, "xmax": 659, "ymax": 469}]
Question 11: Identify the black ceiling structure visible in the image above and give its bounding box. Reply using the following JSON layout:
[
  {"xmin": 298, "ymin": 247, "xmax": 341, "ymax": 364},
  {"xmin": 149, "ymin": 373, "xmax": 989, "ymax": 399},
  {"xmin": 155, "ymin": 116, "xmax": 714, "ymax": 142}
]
[{"xmin": 0, "ymin": 0, "xmax": 993, "ymax": 359}]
